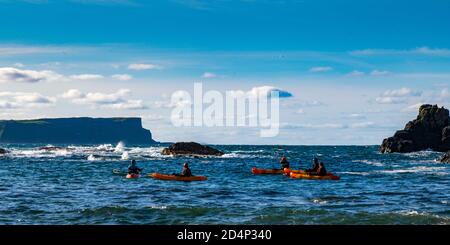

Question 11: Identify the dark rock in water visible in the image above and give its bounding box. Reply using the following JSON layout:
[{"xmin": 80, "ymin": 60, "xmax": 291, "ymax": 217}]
[
  {"xmin": 440, "ymin": 151, "xmax": 450, "ymax": 163},
  {"xmin": 162, "ymin": 142, "xmax": 224, "ymax": 156},
  {"xmin": 0, "ymin": 148, "xmax": 7, "ymax": 154},
  {"xmin": 0, "ymin": 117, "xmax": 155, "ymax": 145},
  {"xmin": 38, "ymin": 146, "xmax": 66, "ymax": 151},
  {"xmin": 380, "ymin": 104, "xmax": 450, "ymax": 153}
]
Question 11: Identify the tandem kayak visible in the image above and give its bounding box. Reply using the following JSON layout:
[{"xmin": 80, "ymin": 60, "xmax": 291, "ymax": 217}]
[
  {"xmin": 283, "ymin": 168, "xmax": 336, "ymax": 176},
  {"xmin": 150, "ymin": 173, "xmax": 207, "ymax": 181},
  {"xmin": 251, "ymin": 167, "xmax": 284, "ymax": 174},
  {"xmin": 126, "ymin": 173, "xmax": 140, "ymax": 179},
  {"xmin": 290, "ymin": 172, "xmax": 340, "ymax": 180}
]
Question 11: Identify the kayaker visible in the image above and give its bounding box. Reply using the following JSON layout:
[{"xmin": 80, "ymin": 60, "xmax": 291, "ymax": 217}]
[
  {"xmin": 280, "ymin": 155, "xmax": 290, "ymax": 169},
  {"xmin": 128, "ymin": 160, "xmax": 142, "ymax": 174},
  {"xmin": 305, "ymin": 157, "xmax": 320, "ymax": 173},
  {"xmin": 180, "ymin": 162, "xmax": 192, "ymax": 177},
  {"xmin": 316, "ymin": 162, "xmax": 327, "ymax": 176}
]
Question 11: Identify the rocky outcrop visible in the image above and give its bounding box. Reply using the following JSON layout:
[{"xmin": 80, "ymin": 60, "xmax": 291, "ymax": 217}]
[
  {"xmin": 38, "ymin": 146, "xmax": 67, "ymax": 151},
  {"xmin": 162, "ymin": 142, "xmax": 224, "ymax": 156},
  {"xmin": 440, "ymin": 151, "xmax": 450, "ymax": 163},
  {"xmin": 0, "ymin": 117, "xmax": 155, "ymax": 144},
  {"xmin": 0, "ymin": 148, "xmax": 7, "ymax": 154},
  {"xmin": 380, "ymin": 104, "xmax": 450, "ymax": 153}
]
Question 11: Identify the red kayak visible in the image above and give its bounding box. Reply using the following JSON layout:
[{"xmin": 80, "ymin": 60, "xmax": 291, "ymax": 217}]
[{"xmin": 251, "ymin": 167, "xmax": 284, "ymax": 174}]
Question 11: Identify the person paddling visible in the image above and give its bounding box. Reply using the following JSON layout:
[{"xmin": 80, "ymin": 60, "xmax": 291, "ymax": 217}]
[
  {"xmin": 128, "ymin": 160, "xmax": 142, "ymax": 175},
  {"xmin": 280, "ymin": 155, "xmax": 290, "ymax": 169},
  {"xmin": 305, "ymin": 157, "xmax": 320, "ymax": 173},
  {"xmin": 315, "ymin": 162, "xmax": 327, "ymax": 176},
  {"xmin": 180, "ymin": 162, "xmax": 192, "ymax": 177}
]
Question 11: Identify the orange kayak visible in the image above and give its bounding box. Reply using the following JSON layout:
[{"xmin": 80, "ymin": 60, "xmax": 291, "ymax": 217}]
[
  {"xmin": 283, "ymin": 168, "xmax": 308, "ymax": 175},
  {"xmin": 251, "ymin": 167, "xmax": 284, "ymax": 174},
  {"xmin": 126, "ymin": 173, "xmax": 140, "ymax": 179},
  {"xmin": 290, "ymin": 172, "xmax": 340, "ymax": 180},
  {"xmin": 150, "ymin": 173, "xmax": 207, "ymax": 181}
]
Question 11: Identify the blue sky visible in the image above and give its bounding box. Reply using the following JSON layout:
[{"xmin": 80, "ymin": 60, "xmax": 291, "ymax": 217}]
[{"xmin": 1, "ymin": 0, "xmax": 450, "ymax": 144}]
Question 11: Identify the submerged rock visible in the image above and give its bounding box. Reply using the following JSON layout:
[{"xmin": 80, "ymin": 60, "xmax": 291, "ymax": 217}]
[
  {"xmin": 380, "ymin": 104, "xmax": 450, "ymax": 153},
  {"xmin": 162, "ymin": 142, "xmax": 224, "ymax": 156}
]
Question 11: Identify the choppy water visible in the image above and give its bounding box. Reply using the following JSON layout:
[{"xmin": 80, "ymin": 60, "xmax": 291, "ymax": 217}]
[{"xmin": 0, "ymin": 143, "xmax": 448, "ymax": 224}]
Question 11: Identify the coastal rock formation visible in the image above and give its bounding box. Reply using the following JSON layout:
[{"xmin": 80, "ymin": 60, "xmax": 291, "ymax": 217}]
[
  {"xmin": 440, "ymin": 151, "xmax": 450, "ymax": 163},
  {"xmin": 162, "ymin": 142, "xmax": 224, "ymax": 156},
  {"xmin": 38, "ymin": 146, "xmax": 67, "ymax": 151},
  {"xmin": 0, "ymin": 117, "xmax": 155, "ymax": 144},
  {"xmin": 0, "ymin": 148, "xmax": 7, "ymax": 154},
  {"xmin": 380, "ymin": 104, "xmax": 450, "ymax": 153}
]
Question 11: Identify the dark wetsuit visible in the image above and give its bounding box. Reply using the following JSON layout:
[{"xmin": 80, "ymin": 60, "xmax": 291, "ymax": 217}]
[
  {"xmin": 181, "ymin": 167, "xmax": 192, "ymax": 177},
  {"xmin": 317, "ymin": 166, "xmax": 327, "ymax": 176},
  {"xmin": 280, "ymin": 159, "xmax": 290, "ymax": 169},
  {"xmin": 306, "ymin": 163, "xmax": 319, "ymax": 173},
  {"xmin": 128, "ymin": 165, "xmax": 142, "ymax": 174}
]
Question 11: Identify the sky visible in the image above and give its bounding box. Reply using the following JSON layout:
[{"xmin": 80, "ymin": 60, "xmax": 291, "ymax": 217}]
[{"xmin": 1, "ymin": 0, "xmax": 450, "ymax": 145}]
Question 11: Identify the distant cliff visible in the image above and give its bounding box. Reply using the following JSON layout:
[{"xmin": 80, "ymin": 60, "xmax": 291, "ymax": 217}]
[{"xmin": 0, "ymin": 117, "xmax": 155, "ymax": 144}]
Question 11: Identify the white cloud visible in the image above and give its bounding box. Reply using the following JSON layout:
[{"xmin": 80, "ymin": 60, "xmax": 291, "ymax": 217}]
[
  {"xmin": 0, "ymin": 91, "xmax": 56, "ymax": 109},
  {"xmin": 0, "ymin": 67, "xmax": 64, "ymax": 83},
  {"xmin": 347, "ymin": 70, "xmax": 365, "ymax": 76},
  {"xmin": 350, "ymin": 121, "xmax": 375, "ymax": 128},
  {"xmin": 375, "ymin": 87, "xmax": 421, "ymax": 104},
  {"xmin": 282, "ymin": 123, "xmax": 346, "ymax": 129},
  {"xmin": 309, "ymin": 66, "xmax": 333, "ymax": 73},
  {"xmin": 246, "ymin": 86, "xmax": 293, "ymax": 98},
  {"xmin": 61, "ymin": 88, "xmax": 146, "ymax": 110},
  {"xmin": 370, "ymin": 70, "xmax": 391, "ymax": 76},
  {"xmin": 403, "ymin": 102, "xmax": 426, "ymax": 112},
  {"xmin": 128, "ymin": 63, "xmax": 162, "ymax": 70},
  {"xmin": 347, "ymin": 113, "xmax": 366, "ymax": 119},
  {"xmin": 69, "ymin": 74, "xmax": 104, "ymax": 80},
  {"xmin": 112, "ymin": 74, "xmax": 133, "ymax": 81},
  {"xmin": 202, "ymin": 72, "xmax": 217, "ymax": 78},
  {"xmin": 350, "ymin": 46, "xmax": 450, "ymax": 57}
]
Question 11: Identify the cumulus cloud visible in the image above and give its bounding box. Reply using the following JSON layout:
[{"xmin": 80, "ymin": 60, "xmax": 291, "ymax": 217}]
[
  {"xmin": 61, "ymin": 88, "xmax": 146, "ymax": 110},
  {"xmin": 128, "ymin": 63, "xmax": 162, "ymax": 70},
  {"xmin": 69, "ymin": 74, "xmax": 104, "ymax": 80},
  {"xmin": 202, "ymin": 72, "xmax": 217, "ymax": 78},
  {"xmin": 0, "ymin": 67, "xmax": 64, "ymax": 83},
  {"xmin": 0, "ymin": 91, "xmax": 56, "ymax": 109},
  {"xmin": 247, "ymin": 86, "xmax": 293, "ymax": 98},
  {"xmin": 375, "ymin": 87, "xmax": 421, "ymax": 104},
  {"xmin": 111, "ymin": 74, "xmax": 133, "ymax": 81},
  {"xmin": 309, "ymin": 66, "xmax": 333, "ymax": 73}
]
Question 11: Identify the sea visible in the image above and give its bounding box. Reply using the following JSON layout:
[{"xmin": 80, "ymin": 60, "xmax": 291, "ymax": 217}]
[{"xmin": 0, "ymin": 143, "xmax": 448, "ymax": 224}]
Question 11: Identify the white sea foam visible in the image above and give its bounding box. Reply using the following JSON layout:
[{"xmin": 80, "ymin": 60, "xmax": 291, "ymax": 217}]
[
  {"xmin": 114, "ymin": 141, "xmax": 125, "ymax": 153},
  {"xmin": 121, "ymin": 152, "xmax": 129, "ymax": 160},
  {"xmin": 352, "ymin": 159, "xmax": 384, "ymax": 167},
  {"xmin": 377, "ymin": 166, "xmax": 447, "ymax": 174}
]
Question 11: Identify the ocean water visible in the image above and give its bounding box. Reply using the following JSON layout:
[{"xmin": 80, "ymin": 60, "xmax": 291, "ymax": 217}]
[{"xmin": 0, "ymin": 143, "xmax": 448, "ymax": 225}]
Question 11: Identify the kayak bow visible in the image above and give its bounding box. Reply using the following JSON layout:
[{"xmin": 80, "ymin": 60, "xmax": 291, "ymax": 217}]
[
  {"xmin": 251, "ymin": 167, "xmax": 284, "ymax": 174},
  {"xmin": 126, "ymin": 173, "xmax": 140, "ymax": 179},
  {"xmin": 289, "ymin": 172, "xmax": 340, "ymax": 180}
]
